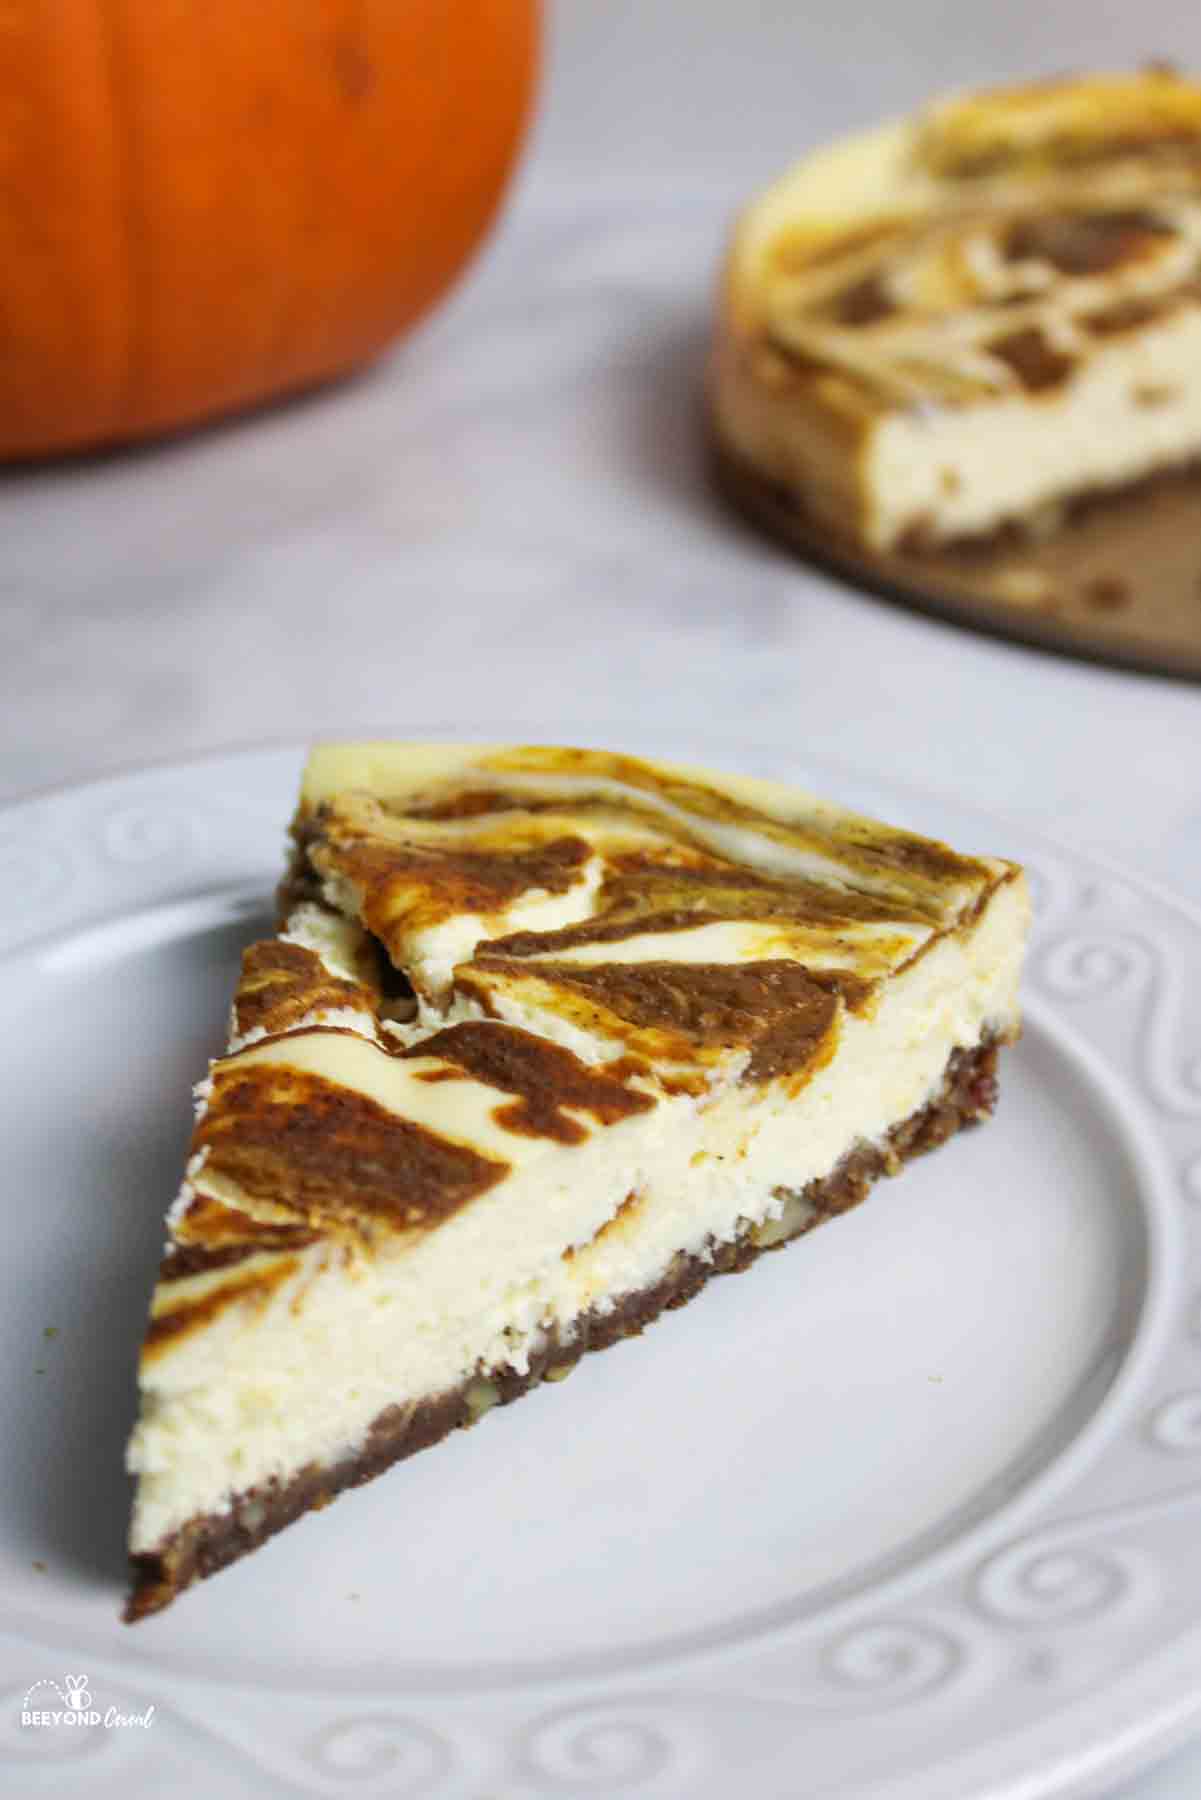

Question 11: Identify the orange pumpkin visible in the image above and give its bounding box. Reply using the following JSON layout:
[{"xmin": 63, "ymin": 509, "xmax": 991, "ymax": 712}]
[{"xmin": 1, "ymin": 0, "xmax": 539, "ymax": 457}]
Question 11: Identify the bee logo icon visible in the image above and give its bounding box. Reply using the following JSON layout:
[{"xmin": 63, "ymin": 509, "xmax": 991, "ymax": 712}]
[{"xmin": 63, "ymin": 1676, "xmax": 91, "ymax": 1713}]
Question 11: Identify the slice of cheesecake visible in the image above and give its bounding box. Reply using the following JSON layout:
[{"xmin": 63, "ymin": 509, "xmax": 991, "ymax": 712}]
[
  {"xmin": 125, "ymin": 743, "xmax": 1029, "ymax": 1619},
  {"xmin": 712, "ymin": 69, "xmax": 1201, "ymax": 553}
]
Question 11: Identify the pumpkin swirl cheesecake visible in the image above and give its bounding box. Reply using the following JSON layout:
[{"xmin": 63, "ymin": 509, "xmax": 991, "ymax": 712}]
[
  {"xmin": 125, "ymin": 743, "xmax": 1029, "ymax": 1619},
  {"xmin": 712, "ymin": 69, "xmax": 1201, "ymax": 553}
]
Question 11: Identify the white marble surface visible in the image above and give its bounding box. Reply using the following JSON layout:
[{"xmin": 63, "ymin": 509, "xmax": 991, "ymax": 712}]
[{"xmin": 2, "ymin": 2, "xmax": 1200, "ymax": 1792}]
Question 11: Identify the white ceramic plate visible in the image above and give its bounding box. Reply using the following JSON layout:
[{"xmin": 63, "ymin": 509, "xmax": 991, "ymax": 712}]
[{"xmin": 2, "ymin": 740, "xmax": 1200, "ymax": 1800}]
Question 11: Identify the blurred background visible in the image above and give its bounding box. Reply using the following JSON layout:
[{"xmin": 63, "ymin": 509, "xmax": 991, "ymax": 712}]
[{"xmin": 1, "ymin": 0, "xmax": 1199, "ymax": 912}]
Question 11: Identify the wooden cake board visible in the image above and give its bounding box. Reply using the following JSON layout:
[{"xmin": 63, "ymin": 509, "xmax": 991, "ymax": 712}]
[{"xmin": 715, "ymin": 448, "xmax": 1201, "ymax": 681}]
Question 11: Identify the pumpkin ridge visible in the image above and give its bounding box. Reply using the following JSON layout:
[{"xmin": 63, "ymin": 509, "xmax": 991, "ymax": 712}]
[{"xmin": 97, "ymin": 1, "xmax": 143, "ymax": 434}]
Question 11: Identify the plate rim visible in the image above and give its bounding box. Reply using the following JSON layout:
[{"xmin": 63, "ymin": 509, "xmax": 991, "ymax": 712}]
[
  {"xmin": 3, "ymin": 736, "xmax": 1200, "ymax": 1800},
  {"xmin": 3, "ymin": 726, "xmax": 1200, "ymax": 922}
]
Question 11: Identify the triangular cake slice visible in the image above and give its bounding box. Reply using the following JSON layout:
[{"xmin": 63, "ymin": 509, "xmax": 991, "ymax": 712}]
[{"xmin": 125, "ymin": 743, "xmax": 1029, "ymax": 1619}]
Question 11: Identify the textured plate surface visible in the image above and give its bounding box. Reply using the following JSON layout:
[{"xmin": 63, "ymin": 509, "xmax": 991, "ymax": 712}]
[
  {"xmin": 2, "ymin": 740, "xmax": 1200, "ymax": 1800},
  {"xmin": 715, "ymin": 445, "xmax": 1201, "ymax": 682}
]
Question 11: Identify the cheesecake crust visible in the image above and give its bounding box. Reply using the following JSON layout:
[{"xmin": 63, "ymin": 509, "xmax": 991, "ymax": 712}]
[{"xmin": 126, "ymin": 1036, "xmax": 1002, "ymax": 1621}]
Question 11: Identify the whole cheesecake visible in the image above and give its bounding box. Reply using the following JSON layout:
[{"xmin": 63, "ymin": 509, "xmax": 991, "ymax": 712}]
[
  {"xmin": 125, "ymin": 743, "xmax": 1029, "ymax": 1619},
  {"xmin": 712, "ymin": 69, "xmax": 1201, "ymax": 553}
]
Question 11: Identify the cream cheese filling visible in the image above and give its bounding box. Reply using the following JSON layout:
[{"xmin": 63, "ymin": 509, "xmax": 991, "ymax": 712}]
[{"xmin": 128, "ymin": 877, "xmax": 1026, "ymax": 1551}]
